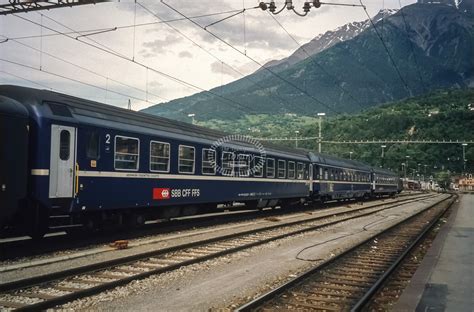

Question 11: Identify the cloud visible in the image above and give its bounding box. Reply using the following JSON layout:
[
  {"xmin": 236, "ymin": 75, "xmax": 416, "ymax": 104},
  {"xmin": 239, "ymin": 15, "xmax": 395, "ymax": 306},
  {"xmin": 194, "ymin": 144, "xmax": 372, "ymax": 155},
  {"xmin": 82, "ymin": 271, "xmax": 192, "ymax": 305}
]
[
  {"xmin": 141, "ymin": 34, "xmax": 183, "ymax": 56},
  {"xmin": 179, "ymin": 51, "xmax": 193, "ymax": 58},
  {"xmin": 210, "ymin": 61, "xmax": 241, "ymax": 79}
]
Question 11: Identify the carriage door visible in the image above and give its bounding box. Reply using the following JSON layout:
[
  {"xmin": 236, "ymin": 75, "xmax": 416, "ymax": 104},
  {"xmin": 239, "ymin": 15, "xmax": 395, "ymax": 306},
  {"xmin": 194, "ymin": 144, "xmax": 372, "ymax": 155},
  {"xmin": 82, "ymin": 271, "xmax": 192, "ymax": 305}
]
[
  {"xmin": 309, "ymin": 164, "xmax": 313, "ymax": 192},
  {"xmin": 49, "ymin": 125, "xmax": 76, "ymax": 198}
]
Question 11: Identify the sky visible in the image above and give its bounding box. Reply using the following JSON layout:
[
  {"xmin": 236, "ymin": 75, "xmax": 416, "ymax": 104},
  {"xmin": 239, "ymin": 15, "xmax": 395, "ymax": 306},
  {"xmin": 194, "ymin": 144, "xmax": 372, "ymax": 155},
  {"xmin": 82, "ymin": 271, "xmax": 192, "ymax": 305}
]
[{"xmin": 0, "ymin": 0, "xmax": 416, "ymax": 111}]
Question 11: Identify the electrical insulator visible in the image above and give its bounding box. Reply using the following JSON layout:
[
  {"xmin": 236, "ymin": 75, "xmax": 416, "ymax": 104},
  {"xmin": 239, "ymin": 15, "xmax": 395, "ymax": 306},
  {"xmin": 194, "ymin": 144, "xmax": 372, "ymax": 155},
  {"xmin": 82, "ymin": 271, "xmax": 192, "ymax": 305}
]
[
  {"xmin": 269, "ymin": 1, "xmax": 276, "ymax": 13},
  {"xmin": 303, "ymin": 1, "xmax": 311, "ymax": 12},
  {"xmin": 259, "ymin": 2, "xmax": 268, "ymax": 10},
  {"xmin": 313, "ymin": 0, "xmax": 321, "ymax": 8}
]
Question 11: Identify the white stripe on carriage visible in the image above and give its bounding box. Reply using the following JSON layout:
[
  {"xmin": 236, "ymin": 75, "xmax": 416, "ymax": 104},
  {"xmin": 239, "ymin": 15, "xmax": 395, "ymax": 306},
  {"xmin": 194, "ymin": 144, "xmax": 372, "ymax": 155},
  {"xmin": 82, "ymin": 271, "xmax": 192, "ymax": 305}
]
[
  {"xmin": 31, "ymin": 169, "xmax": 50, "ymax": 176},
  {"xmin": 31, "ymin": 169, "xmax": 396, "ymax": 186},
  {"xmin": 76, "ymin": 170, "xmax": 309, "ymax": 183}
]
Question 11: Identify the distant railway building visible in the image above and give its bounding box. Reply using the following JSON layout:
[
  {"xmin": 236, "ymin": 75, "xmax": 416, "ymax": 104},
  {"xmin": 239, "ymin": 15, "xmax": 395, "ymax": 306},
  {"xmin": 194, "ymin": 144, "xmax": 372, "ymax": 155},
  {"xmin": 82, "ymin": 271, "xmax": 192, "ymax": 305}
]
[{"xmin": 458, "ymin": 174, "xmax": 474, "ymax": 192}]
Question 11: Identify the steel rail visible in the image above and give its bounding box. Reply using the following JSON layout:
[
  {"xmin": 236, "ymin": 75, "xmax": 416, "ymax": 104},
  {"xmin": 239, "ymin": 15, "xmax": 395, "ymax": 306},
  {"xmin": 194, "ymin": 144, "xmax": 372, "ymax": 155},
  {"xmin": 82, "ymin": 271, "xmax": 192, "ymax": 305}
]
[
  {"xmin": 0, "ymin": 193, "xmax": 430, "ymax": 290},
  {"xmin": 0, "ymin": 194, "xmax": 435, "ymax": 311},
  {"xmin": 350, "ymin": 195, "xmax": 456, "ymax": 311},
  {"xmin": 235, "ymin": 194, "xmax": 453, "ymax": 312}
]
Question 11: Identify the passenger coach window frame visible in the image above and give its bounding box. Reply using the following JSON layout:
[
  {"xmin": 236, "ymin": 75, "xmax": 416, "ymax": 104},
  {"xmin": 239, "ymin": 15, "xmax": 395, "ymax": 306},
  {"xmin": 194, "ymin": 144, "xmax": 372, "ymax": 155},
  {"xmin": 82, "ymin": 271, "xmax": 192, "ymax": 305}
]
[
  {"xmin": 297, "ymin": 163, "xmax": 304, "ymax": 180},
  {"xmin": 114, "ymin": 135, "xmax": 140, "ymax": 171},
  {"xmin": 202, "ymin": 148, "xmax": 216, "ymax": 175},
  {"xmin": 278, "ymin": 160, "xmax": 286, "ymax": 179},
  {"xmin": 221, "ymin": 151, "xmax": 234, "ymax": 177},
  {"xmin": 178, "ymin": 145, "xmax": 195, "ymax": 174},
  {"xmin": 86, "ymin": 131, "xmax": 100, "ymax": 160},
  {"xmin": 150, "ymin": 141, "xmax": 170, "ymax": 173},
  {"xmin": 236, "ymin": 154, "xmax": 251, "ymax": 177},
  {"xmin": 288, "ymin": 161, "xmax": 296, "ymax": 179},
  {"xmin": 59, "ymin": 130, "xmax": 70, "ymax": 161},
  {"xmin": 253, "ymin": 156, "xmax": 264, "ymax": 177},
  {"xmin": 266, "ymin": 158, "xmax": 275, "ymax": 178}
]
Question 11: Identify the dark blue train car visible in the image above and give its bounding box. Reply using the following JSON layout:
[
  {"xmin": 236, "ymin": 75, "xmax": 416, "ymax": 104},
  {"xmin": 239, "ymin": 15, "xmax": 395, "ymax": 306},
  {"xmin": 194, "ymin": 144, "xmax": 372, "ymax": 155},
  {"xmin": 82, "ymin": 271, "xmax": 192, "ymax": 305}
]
[
  {"xmin": 309, "ymin": 153, "xmax": 373, "ymax": 202},
  {"xmin": 0, "ymin": 85, "xmax": 401, "ymax": 238},
  {"xmin": 0, "ymin": 94, "xmax": 29, "ymax": 230},
  {"xmin": 0, "ymin": 86, "xmax": 312, "ymax": 237},
  {"xmin": 372, "ymin": 167, "xmax": 399, "ymax": 196}
]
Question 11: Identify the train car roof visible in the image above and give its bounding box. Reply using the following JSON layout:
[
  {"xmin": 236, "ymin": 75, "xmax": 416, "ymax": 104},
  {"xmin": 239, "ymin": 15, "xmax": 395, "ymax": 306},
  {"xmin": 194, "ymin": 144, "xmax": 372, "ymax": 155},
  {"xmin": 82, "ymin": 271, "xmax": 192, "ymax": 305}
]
[
  {"xmin": 372, "ymin": 167, "xmax": 397, "ymax": 176},
  {"xmin": 308, "ymin": 152, "xmax": 373, "ymax": 171},
  {"xmin": 0, "ymin": 85, "xmax": 309, "ymax": 160}
]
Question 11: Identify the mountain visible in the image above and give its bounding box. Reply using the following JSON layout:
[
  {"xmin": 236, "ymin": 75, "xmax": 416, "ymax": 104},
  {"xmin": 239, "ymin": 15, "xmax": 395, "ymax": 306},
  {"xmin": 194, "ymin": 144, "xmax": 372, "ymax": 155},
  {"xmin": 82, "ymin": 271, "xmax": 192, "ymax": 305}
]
[
  {"xmin": 142, "ymin": 3, "xmax": 474, "ymax": 122},
  {"xmin": 197, "ymin": 88, "xmax": 474, "ymax": 174},
  {"xmin": 260, "ymin": 9, "xmax": 398, "ymax": 73}
]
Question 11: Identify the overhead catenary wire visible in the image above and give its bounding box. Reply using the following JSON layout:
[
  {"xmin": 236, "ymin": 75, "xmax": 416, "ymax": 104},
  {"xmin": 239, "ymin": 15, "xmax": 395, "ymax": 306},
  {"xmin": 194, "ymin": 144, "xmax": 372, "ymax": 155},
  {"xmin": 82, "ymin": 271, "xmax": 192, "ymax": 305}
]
[
  {"xmin": 40, "ymin": 13, "xmax": 130, "ymax": 60},
  {"xmin": 267, "ymin": 12, "xmax": 365, "ymax": 111},
  {"xmin": 358, "ymin": 0, "xmax": 412, "ymax": 97},
  {"xmin": 0, "ymin": 58, "xmax": 161, "ymax": 108},
  {"xmin": 160, "ymin": 0, "xmax": 340, "ymax": 115},
  {"xmin": 138, "ymin": 2, "xmax": 300, "ymax": 116},
  {"xmin": 1, "ymin": 34, "xmax": 169, "ymax": 102},
  {"xmin": 14, "ymin": 13, "xmax": 262, "ymax": 121},
  {"xmin": 11, "ymin": 13, "xmax": 256, "ymax": 117},
  {"xmin": 0, "ymin": 69, "xmax": 53, "ymax": 90},
  {"xmin": 132, "ymin": 0, "xmax": 137, "ymax": 61},
  {"xmin": 137, "ymin": 3, "xmax": 262, "ymax": 115},
  {"xmin": 8, "ymin": 8, "xmax": 262, "ymax": 41}
]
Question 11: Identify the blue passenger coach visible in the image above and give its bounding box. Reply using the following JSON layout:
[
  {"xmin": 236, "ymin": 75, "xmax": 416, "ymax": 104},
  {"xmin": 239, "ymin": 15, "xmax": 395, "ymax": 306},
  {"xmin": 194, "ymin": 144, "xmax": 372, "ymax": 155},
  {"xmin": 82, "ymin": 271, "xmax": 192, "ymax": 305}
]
[
  {"xmin": 0, "ymin": 85, "xmax": 399, "ymax": 238},
  {"xmin": 0, "ymin": 86, "xmax": 312, "ymax": 237}
]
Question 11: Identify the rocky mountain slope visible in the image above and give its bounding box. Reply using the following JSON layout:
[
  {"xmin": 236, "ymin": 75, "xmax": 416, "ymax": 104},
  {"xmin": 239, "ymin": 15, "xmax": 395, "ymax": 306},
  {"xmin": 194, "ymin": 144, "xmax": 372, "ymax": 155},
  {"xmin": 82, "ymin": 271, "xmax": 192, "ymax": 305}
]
[
  {"xmin": 261, "ymin": 9, "xmax": 398, "ymax": 72},
  {"xmin": 143, "ymin": 3, "xmax": 474, "ymax": 121}
]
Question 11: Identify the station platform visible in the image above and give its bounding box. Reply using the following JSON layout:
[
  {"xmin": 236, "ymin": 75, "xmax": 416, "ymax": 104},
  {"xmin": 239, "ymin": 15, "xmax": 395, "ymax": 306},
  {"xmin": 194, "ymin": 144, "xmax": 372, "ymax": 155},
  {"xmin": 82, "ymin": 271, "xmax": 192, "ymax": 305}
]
[{"xmin": 394, "ymin": 194, "xmax": 474, "ymax": 311}]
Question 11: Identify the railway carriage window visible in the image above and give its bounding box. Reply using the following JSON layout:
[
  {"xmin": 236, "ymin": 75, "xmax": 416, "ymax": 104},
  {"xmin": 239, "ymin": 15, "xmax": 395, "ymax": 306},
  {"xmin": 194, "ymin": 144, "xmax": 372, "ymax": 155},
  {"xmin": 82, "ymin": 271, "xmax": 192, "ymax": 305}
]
[
  {"xmin": 297, "ymin": 163, "xmax": 304, "ymax": 179},
  {"xmin": 253, "ymin": 156, "xmax": 264, "ymax": 177},
  {"xmin": 266, "ymin": 158, "xmax": 275, "ymax": 178},
  {"xmin": 202, "ymin": 149, "xmax": 216, "ymax": 175},
  {"xmin": 150, "ymin": 141, "xmax": 170, "ymax": 173},
  {"xmin": 86, "ymin": 131, "xmax": 100, "ymax": 159},
  {"xmin": 115, "ymin": 136, "xmax": 139, "ymax": 171},
  {"xmin": 59, "ymin": 130, "xmax": 70, "ymax": 160},
  {"xmin": 278, "ymin": 160, "xmax": 286, "ymax": 179},
  {"xmin": 324, "ymin": 169, "xmax": 328, "ymax": 180},
  {"xmin": 221, "ymin": 151, "xmax": 234, "ymax": 176},
  {"xmin": 178, "ymin": 145, "xmax": 195, "ymax": 174},
  {"xmin": 288, "ymin": 162, "xmax": 296, "ymax": 179},
  {"xmin": 236, "ymin": 154, "xmax": 250, "ymax": 177}
]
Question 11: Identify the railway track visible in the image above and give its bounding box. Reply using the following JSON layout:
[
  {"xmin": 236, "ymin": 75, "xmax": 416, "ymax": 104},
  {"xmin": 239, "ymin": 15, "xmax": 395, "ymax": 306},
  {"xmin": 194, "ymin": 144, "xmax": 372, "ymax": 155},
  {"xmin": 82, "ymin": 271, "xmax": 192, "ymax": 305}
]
[
  {"xmin": 0, "ymin": 193, "xmax": 439, "ymax": 311},
  {"xmin": 235, "ymin": 194, "xmax": 454, "ymax": 312},
  {"xmin": 0, "ymin": 192, "xmax": 419, "ymax": 261}
]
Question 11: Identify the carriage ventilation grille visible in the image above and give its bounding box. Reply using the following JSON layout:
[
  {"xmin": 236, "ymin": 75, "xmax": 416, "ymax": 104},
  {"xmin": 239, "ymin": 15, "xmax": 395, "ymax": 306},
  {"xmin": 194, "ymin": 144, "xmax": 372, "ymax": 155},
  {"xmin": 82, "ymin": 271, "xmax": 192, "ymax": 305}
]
[{"xmin": 47, "ymin": 102, "xmax": 73, "ymax": 117}]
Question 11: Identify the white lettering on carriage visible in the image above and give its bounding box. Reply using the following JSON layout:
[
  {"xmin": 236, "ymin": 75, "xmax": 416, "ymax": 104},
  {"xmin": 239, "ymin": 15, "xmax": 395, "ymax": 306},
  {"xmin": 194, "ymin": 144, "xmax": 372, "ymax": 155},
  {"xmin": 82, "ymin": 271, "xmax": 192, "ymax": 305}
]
[{"xmin": 171, "ymin": 188, "xmax": 200, "ymax": 198}]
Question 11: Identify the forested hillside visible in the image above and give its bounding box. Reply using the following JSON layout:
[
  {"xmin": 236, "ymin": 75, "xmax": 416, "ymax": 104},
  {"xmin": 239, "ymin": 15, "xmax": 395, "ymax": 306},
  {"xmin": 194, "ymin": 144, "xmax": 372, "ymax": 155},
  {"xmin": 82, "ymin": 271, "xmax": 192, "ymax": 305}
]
[{"xmin": 198, "ymin": 89, "xmax": 474, "ymax": 175}]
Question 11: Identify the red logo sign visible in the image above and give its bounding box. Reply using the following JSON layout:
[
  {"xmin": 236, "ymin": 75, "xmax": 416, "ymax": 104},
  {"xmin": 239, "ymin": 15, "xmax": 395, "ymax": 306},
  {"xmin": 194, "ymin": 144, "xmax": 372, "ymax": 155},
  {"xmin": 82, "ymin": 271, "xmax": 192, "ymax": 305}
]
[{"xmin": 153, "ymin": 188, "xmax": 170, "ymax": 200}]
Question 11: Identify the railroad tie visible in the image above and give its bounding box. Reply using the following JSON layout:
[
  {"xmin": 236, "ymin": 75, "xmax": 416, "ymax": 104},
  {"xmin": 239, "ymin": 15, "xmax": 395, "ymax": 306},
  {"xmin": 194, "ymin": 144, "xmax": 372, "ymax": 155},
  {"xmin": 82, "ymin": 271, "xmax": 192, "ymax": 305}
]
[
  {"xmin": 0, "ymin": 300, "xmax": 28, "ymax": 309},
  {"xmin": 17, "ymin": 292, "xmax": 57, "ymax": 300}
]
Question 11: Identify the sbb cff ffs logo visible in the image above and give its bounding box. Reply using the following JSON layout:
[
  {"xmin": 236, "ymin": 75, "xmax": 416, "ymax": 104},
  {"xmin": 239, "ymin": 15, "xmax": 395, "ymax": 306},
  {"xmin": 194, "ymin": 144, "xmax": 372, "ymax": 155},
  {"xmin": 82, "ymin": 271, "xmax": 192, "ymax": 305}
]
[
  {"xmin": 153, "ymin": 188, "xmax": 170, "ymax": 200},
  {"xmin": 153, "ymin": 188, "xmax": 201, "ymax": 200}
]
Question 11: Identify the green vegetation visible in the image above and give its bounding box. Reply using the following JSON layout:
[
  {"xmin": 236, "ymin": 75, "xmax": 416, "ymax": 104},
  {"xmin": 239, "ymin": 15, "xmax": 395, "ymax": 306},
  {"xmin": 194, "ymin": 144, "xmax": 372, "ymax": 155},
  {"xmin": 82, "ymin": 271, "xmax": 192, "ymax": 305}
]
[{"xmin": 197, "ymin": 89, "xmax": 474, "ymax": 176}]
